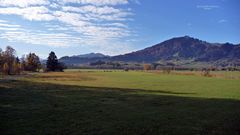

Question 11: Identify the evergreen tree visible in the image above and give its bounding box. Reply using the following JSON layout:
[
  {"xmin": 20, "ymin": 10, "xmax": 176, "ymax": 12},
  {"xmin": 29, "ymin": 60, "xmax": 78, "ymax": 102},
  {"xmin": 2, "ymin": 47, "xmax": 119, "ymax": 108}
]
[
  {"xmin": 16, "ymin": 57, "xmax": 20, "ymax": 64},
  {"xmin": 46, "ymin": 51, "xmax": 65, "ymax": 72},
  {"xmin": 46, "ymin": 51, "xmax": 59, "ymax": 71}
]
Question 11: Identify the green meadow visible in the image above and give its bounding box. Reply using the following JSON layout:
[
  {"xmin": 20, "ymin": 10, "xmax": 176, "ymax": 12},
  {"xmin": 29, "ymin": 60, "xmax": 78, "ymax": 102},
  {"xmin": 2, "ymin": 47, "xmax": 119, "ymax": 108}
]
[{"xmin": 1, "ymin": 70, "xmax": 240, "ymax": 134}]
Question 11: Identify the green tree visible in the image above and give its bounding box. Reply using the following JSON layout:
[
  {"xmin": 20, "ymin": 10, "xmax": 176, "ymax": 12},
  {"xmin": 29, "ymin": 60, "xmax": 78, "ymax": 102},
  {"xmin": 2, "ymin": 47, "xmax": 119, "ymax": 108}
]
[{"xmin": 46, "ymin": 51, "xmax": 59, "ymax": 71}]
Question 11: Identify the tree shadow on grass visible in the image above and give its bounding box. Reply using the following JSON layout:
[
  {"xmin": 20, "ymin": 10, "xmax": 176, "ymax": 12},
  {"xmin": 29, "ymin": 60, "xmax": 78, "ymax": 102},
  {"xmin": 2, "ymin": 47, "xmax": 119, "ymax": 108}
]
[
  {"xmin": 0, "ymin": 80, "xmax": 240, "ymax": 135},
  {"xmin": 0, "ymin": 79, "xmax": 196, "ymax": 95}
]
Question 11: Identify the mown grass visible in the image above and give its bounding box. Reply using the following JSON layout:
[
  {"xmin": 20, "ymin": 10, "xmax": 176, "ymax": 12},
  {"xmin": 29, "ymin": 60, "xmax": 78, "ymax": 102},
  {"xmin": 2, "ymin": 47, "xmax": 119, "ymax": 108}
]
[
  {"xmin": 1, "ymin": 70, "xmax": 240, "ymax": 135},
  {"xmin": 27, "ymin": 70, "xmax": 240, "ymax": 99}
]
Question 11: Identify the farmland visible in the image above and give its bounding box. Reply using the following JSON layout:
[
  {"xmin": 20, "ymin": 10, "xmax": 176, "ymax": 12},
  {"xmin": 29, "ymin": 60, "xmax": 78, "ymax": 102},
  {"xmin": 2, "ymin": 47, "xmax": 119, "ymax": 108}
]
[{"xmin": 1, "ymin": 70, "xmax": 240, "ymax": 134}]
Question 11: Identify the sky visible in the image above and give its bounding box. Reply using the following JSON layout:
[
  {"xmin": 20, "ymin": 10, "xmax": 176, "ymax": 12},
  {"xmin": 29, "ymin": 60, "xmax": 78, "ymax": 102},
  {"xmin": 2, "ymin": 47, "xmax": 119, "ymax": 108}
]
[{"xmin": 0, "ymin": 0, "xmax": 239, "ymax": 58}]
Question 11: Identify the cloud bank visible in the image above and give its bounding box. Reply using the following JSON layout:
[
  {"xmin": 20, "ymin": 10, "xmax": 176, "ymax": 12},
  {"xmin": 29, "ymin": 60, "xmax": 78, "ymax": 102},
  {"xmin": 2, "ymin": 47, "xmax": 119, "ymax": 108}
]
[{"xmin": 0, "ymin": 0, "xmax": 136, "ymax": 55}]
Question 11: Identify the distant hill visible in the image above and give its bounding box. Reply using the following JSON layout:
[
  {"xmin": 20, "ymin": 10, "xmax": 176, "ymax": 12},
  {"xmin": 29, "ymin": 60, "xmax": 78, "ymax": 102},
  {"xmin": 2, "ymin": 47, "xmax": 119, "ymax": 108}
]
[
  {"xmin": 75, "ymin": 53, "xmax": 108, "ymax": 58},
  {"xmin": 60, "ymin": 36, "xmax": 240, "ymax": 66},
  {"xmin": 111, "ymin": 36, "xmax": 240, "ymax": 66},
  {"xmin": 60, "ymin": 53, "xmax": 109, "ymax": 65}
]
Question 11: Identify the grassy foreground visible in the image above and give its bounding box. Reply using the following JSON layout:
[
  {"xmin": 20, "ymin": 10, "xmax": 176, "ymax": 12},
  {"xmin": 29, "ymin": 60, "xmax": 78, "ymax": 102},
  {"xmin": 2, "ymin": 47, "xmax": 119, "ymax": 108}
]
[{"xmin": 1, "ymin": 70, "xmax": 240, "ymax": 135}]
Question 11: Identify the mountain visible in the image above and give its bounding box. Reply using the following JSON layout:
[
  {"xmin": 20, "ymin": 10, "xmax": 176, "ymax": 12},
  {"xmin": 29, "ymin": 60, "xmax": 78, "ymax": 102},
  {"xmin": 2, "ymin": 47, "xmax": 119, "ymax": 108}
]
[
  {"xmin": 60, "ymin": 53, "xmax": 109, "ymax": 65},
  {"xmin": 75, "ymin": 53, "xmax": 108, "ymax": 58},
  {"xmin": 60, "ymin": 36, "xmax": 240, "ymax": 66},
  {"xmin": 112, "ymin": 36, "xmax": 240, "ymax": 64}
]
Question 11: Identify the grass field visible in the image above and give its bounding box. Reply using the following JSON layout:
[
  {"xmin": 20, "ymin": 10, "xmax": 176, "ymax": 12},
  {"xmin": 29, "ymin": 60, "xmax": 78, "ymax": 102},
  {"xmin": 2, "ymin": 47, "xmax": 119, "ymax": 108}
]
[{"xmin": 1, "ymin": 70, "xmax": 240, "ymax": 134}]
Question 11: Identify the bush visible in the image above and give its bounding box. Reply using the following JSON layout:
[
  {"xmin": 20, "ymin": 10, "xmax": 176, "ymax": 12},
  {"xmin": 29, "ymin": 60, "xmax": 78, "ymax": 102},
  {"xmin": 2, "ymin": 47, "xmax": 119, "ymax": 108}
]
[{"xmin": 124, "ymin": 68, "xmax": 129, "ymax": 72}]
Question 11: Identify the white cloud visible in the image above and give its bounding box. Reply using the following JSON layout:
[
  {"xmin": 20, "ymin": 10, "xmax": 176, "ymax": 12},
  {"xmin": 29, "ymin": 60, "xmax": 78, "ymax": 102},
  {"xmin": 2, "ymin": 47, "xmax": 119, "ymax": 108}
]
[
  {"xmin": 0, "ymin": 20, "xmax": 81, "ymax": 47},
  {"xmin": 0, "ymin": 19, "xmax": 131, "ymax": 52},
  {"xmin": 197, "ymin": 5, "xmax": 220, "ymax": 10},
  {"xmin": 0, "ymin": 19, "xmax": 7, "ymax": 23},
  {"xmin": 0, "ymin": 30, "xmax": 83, "ymax": 47},
  {"xmin": 0, "ymin": 0, "xmax": 49, "ymax": 7},
  {"xmin": 61, "ymin": 5, "xmax": 132, "ymax": 22},
  {"xmin": 49, "ymin": 2, "xmax": 60, "ymax": 9},
  {"xmin": 63, "ymin": 5, "xmax": 123, "ymax": 15},
  {"xmin": 0, "ymin": 6, "xmax": 55, "ymax": 21},
  {"xmin": 131, "ymin": 0, "xmax": 140, "ymax": 5},
  {"xmin": 218, "ymin": 19, "xmax": 227, "ymax": 23},
  {"xmin": 0, "ymin": 21, "xmax": 23, "ymax": 31},
  {"xmin": 61, "ymin": 0, "xmax": 128, "ymax": 6},
  {"xmin": 44, "ymin": 24, "xmax": 72, "ymax": 31},
  {"xmin": 0, "ymin": 27, "xmax": 22, "ymax": 31},
  {"xmin": 54, "ymin": 11, "xmax": 90, "ymax": 26},
  {"xmin": 0, "ymin": 23, "xmax": 21, "ymax": 27},
  {"xmin": 104, "ymin": 23, "xmax": 128, "ymax": 28},
  {"xmin": 0, "ymin": 0, "xmax": 137, "ymax": 55},
  {"xmin": 86, "ymin": 11, "xmax": 132, "ymax": 21}
]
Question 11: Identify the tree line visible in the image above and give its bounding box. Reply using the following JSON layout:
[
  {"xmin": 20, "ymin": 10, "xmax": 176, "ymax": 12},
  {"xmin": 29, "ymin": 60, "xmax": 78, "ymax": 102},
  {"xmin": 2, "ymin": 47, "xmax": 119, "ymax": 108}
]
[{"xmin": 0, "ymin": 46, "xmax": 65, "ymax": 75}]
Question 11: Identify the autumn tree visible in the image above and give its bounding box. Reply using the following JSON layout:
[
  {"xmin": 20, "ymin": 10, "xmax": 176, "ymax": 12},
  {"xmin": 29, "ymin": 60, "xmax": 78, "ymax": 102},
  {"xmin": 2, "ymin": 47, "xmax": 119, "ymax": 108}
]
[
  {"xmin": 25, "ymin": 53, "xmax": 41, "ymax": 72},
  {"xmin": 0, "ymin": 48, "xmax": 3, "ymax": 72},
  {"xmin": 20, "ymin": 55, "xmax": 26, "ymax": 71},
  {"xmin": 2, "ymin": 63, "xmax": 9, "ymax": 75},
  {"xmin": 143, "ymin": 64, "xmax": 151, "ymax": 71},
  {"xmin": 13, "ymin": 62, "xmax": 20, "ymax": 74},
  {"xmin": 0, "ymin": 46, "xmax": 43, "ymax": 75},
  {"xmin": 0, "ymin": 46, "xmax": 16, "ymax": 75},
  {"xmin": 13, "ymin": 57, "xmax": 21, "ymax": 74}
]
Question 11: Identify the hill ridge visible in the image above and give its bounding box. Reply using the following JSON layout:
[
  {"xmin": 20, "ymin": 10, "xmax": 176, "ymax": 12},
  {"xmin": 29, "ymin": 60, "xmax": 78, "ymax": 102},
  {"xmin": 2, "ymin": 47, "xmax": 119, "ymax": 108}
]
[{"xmin": 60, "ymin": 36, "xmax": 240, "ymax": 66}]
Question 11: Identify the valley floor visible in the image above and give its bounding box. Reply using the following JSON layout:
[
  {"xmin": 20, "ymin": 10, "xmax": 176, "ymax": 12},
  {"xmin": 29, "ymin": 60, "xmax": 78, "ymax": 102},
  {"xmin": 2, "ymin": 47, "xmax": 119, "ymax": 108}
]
[{"xmin": 1, "ymin": 70, "xmax": 240, "ymax": 134}]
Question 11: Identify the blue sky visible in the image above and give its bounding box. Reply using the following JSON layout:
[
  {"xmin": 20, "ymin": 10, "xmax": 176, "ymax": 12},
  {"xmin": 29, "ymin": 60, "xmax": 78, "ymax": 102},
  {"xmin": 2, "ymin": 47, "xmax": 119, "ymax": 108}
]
[{"xmin": 0, "ymin": 0, "xmax": 239, "ymax": 58}]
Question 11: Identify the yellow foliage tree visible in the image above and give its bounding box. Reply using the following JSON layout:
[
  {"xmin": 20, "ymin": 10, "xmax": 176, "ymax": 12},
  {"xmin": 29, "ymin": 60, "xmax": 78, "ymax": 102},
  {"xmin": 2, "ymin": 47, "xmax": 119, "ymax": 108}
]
[
  {"xmin": 3, "ymin": 63, "xmax": 9, "ymax": 75},
  {"xmin": 143, "ymin": 64, "xmax": 151, "ymax": 71},
  {"xmin": 13, "ymin": 61, "xmax": 21, "ymax": 75}
]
